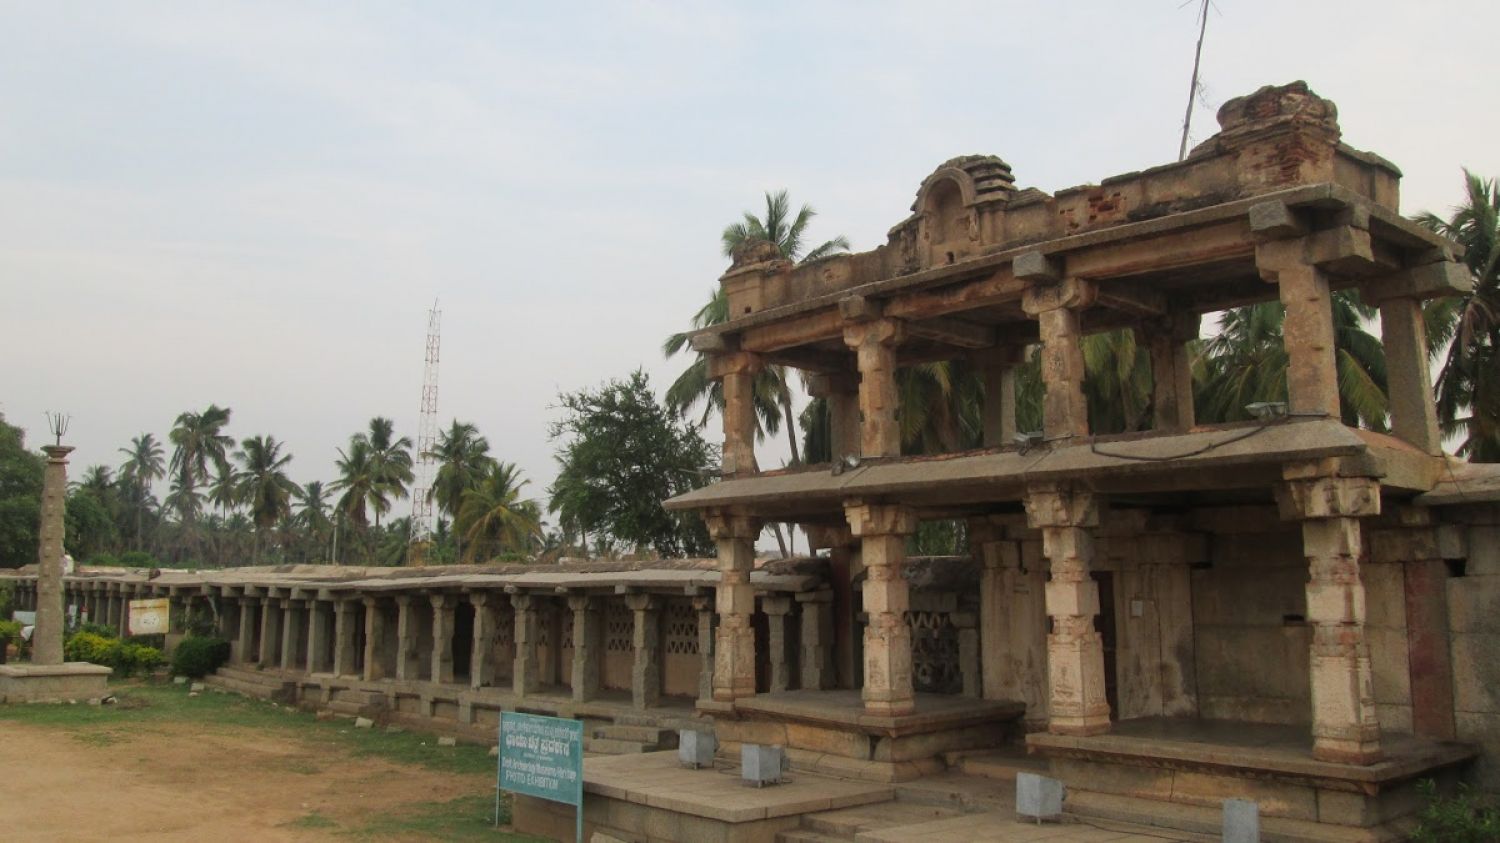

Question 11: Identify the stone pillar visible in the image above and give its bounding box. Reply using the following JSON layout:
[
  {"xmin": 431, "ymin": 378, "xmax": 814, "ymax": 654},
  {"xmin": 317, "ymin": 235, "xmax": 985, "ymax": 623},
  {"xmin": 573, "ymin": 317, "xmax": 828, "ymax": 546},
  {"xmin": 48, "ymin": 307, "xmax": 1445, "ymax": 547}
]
[
  {"xmin": 763, "ymin": 595, "xmax": 793, "ymax": 693},
  {"xmin": 469, "ymin": 592, "xmax": 497, "ymax": 690},
  {"xmin": 705, "ymin": 510, "xmax": 761, "ymax": 701},
  {"xmin": 846, "ymin": 502, "xmax": 918, "ymax": 716},
  {"xmin": 1278, "ymin": 466, "xmax": 1383, "ymax": 764},
  {"xmin": 1257, "ymin": 240, "xmax": 1340, "ymax": 418},
  {"xmin": 709, "ymin": 351, "xmax": 762, "ymax": 476},
  {"xmin": 568, "ymin": 595, "xmax": 600, "ymax": 702},
  {"xmin": 1020, "ymin": 275, "xmax": 1094, "ymax": 441},
  {"xmin": 796, "ymin": 590, "xmax": 834, "ymax": 690},
  {"xmin": 307, "ymin": 600, "xmax": 331, "ymax": 673},
  {"xmin": 281, "ymin": 599, "xmax": 305, "ymax": 671},
  {"xmin": 363, "ymin": 597, "xmax": 387, "ymax": 681},
  {"xmin": 395, "ymin": 595, "xmax": 419, "ymax": 681},
  {"xmin": 1144, "ymin": 313, "xmax": 1199, "ymax": 432},
  {"xmin": 512, "ymin": 592, "xmax": 539, "ymax": 696},
  {"xmin": 1026, "ymin": 483, "xmax": 1110, "ymax": 736},
  {"xmin": 1377, "ymin": 296, "xmax": 1442, "ymax": 453},
  {"xmin": 955, "ymin": 610, "xmax": 980, "ymax": 698},
  {"xmin": 626, "ymin": 593, "xmax": 661, "ymax": 709},
  {"xmin": 843, "ymin": 318, "xmax": 906, "ymax": 458},
  {"xmin": 238, "ymin": 597, "xmax": 258, "ymax": 664},
  {"xmin": 692, "ymin": 595, "xmax": 714, "ymax": 701},
  {"xmin": 429, "ymin": 594, "xmax": 455, "ymax": 685},
  {"xmin": 258, "ymin": 597, "xmax": 281, "ymax": 667},
  {"xmin": 808, "ymin": 373, "xmax": 861, "ymax": 462},
  {"xmin": 333, "ymin": 599, "xmax": 358, "ymax": 677},
  {"xmin": 977, "ymin": 347, "xmax": 1022, "ymax": 447},
  {"xmin": 33, "ymin": 444, "xmax": 73, "ymax": 666}
]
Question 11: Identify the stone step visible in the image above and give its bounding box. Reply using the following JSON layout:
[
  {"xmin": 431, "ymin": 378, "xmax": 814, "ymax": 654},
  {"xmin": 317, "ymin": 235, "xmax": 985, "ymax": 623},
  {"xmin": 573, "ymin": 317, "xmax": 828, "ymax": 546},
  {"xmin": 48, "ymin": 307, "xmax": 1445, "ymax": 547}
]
[
  {"xmin": 584, "ymin": 736, "xmax": 652, "ymax": 755},
  {"xmin": 775, "ymin": 830, "xmax": 846, "ymax": 843},
  {"xmin": 954, "ymin": 748, "xmax": 1049, "ymax": 782},
  {"xmin": 1064, "ymin": 791, "xmax": 1372, "ymax": 843},
  {"xmin": 803, "ymin": 802, "xmax": 965, "ymax": 837},
  {"xmin": 595, "ymin": 724, "xmax": 677, "ymax": 746},
  {"xmin": 891, "ymin": 772, "xmax": 1011, "ymax": 813}
]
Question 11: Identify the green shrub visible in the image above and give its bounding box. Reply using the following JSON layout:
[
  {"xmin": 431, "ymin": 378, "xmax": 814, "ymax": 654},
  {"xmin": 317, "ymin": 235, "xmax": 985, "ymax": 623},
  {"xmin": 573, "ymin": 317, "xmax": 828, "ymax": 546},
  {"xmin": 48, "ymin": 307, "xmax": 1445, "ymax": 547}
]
[
  {"xmin": 120, "ymin": 642, "xmax": 163, "ymax": 675},
  {"xmin": 170, "ymin": 635, "xmax": 231, "ymax": 678},
  {"xmin": 1411, "ymin": 779, "xmax": 1500, "ymax": 842},
  {"xmin": 0, "ymin": 619, "xmax": 21, "ymax": 659},
  {"xmin": 84, "ymin": 552, "xmax": 118, "ymax": 567},
  {"xmin": 118, "ymin": 550, "xmax": 156, "ymax": 569},
  {"xmin": 75, "ymin": 622, "xmax": 117, "ymax": 639},
  {"xmin": 0, "ymin": 580, "xmax": 12, "ymax": 618},
  {"xmin": 64, "ymin": 631, "xmax": 117, "ymax": 664}
]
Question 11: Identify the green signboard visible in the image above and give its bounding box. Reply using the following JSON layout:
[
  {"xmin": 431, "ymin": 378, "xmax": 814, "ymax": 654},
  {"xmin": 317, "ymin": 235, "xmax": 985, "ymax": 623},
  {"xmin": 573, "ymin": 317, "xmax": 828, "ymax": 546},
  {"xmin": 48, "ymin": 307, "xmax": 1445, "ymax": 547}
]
[{"xmin": 498, "ymin": 711, "xmax": 585, "ymax": 842}]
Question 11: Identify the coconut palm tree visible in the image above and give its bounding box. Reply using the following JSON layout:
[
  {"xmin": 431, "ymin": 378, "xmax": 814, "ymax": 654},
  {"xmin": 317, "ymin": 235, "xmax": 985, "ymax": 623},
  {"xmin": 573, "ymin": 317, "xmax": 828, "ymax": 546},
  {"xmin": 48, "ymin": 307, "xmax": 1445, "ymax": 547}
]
[
  {"xmin": 294, "ymin": 480, "xmax": 334, "ymax": 562},
  {"xmin": 426, "ymin": 420, "xmax": 495, "ymax": 561},
  {"xmin": 330, "ymin": 436, "xmax": 379, "ymax": 532},
  {"xmin": 119, "ymin": 433, "xmax": 166, "ymax": 550},
  {"xmin": 1416, "ymin": 169, "xmax": 1500, "ymax": 461},
  {"xmin": 234, "ymin": 435, "xmax": 301, "ymax": 563},
  {"xmin": 168, "ymin": 405, "xmax": 234, "ymax": 543},
  {"xmin": 365, "ymin": 417, "xmax": 414, "ymax": 526},
  {"xmin": 458, "ymin": 461, "xmax": 542, "ymax": 563}
]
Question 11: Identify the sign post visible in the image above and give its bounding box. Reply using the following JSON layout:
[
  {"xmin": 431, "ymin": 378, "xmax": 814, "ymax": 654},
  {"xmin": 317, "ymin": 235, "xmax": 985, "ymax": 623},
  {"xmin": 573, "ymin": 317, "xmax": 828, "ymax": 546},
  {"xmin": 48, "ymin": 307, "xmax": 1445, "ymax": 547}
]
[
  {"xmin": 497, "ymin": 711, "xmax": 584, "ymax": 843},
  {"xmin": 127, "ymin": 598, "xmax": 170, "ymax": 636}
]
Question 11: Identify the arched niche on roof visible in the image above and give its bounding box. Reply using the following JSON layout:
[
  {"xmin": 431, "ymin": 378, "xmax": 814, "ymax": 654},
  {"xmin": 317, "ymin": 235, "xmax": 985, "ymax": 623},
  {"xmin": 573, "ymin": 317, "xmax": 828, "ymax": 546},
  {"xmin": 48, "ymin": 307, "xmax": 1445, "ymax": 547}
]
[{"xmin": 910, "ymin": 155, "xmax": 1015, "ymax": 270}]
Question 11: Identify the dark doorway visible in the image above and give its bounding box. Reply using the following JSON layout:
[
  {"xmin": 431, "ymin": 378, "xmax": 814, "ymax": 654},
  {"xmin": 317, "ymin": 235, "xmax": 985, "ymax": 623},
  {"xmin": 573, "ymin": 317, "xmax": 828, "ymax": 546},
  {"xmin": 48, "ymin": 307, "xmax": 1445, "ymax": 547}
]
[{"xmin": 1092, "ymin": 571, "xmax": 1119, "ymax": 718}]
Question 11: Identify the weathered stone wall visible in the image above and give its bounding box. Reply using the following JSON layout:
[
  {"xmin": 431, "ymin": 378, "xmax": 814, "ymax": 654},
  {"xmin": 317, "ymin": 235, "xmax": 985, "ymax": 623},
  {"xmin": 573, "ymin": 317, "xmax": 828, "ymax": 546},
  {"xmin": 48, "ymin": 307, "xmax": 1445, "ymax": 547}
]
[{"xmin": 1448, "ymin": 512, "xmax": 1500, "ymax": 791}]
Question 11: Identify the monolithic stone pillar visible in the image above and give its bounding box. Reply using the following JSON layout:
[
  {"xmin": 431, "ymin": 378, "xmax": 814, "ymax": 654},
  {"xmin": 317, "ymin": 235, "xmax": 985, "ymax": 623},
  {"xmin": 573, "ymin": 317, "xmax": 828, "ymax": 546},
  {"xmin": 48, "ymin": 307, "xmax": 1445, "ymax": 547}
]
[
  {"xmin": 843, "ymin": 317, "xmax": 906, "ymax": 458},
  {"xmin": 763, "ymin": 595, "xmax": 792, "ymax": 693},
  {"xmin": 333, "ymin": 599, "xmax": 358, "ymax": 677},
  {"xmin": 281, "ymin": 599, "xmax": 305, "ymax": 671},
  {"xmin": 706, "ymin": 510, "xmax": 761, "ymax": 702},
  {"xmin": 797, "ymin": 590, "xmax": 833, "ymax": 691},
  {"xmin": 1020, "ymin": 272, "xmax": 1094, "ymax": 442},
  {"xmin": 568, "ymin": 595, "xmax": 600, "ymax": 702},
  {"xmin": 259, "ymin": 597, "xmax": 281, "ymax": 667},
  {"xmin": 511, "ymin": 592, "xmax": 539, "ymax": 696},
  {"xmin": 808, "ymin": 373, "xmax": 861, "ymax": 462},
  {"xmin": 238, "ymin": 597, "xmax": 258, "ymax": 664},
  {"xmin": 806, "ymin": 524, "xmax": 860, "ymax": 691},
  {"xmin": 1144, "ymin": 313, "xmax": 1199, "ymax": 432},
  {"xmin": 469, "ymin": 592, "xmax": 497, "ymax": 690},
  {"xmin": 363, "ymin": 597, "xmax": 387, "ymax": 681},
  {"xmin": 1377, "ymin": 296, "xmax": 1442, "ymax": 453},
  {"xmin": 429, "ymin": 594, "xmax": 455, "ymax": 685},
  {"xmin": 956, "ymin": 610, "xmax": 980, "ymax": 698},
  {"xmin": 626, "ymin": 593, "xmax": 661, "ymax": 709},
  {"xmin": 307, "ymin": 600, "xmax": 331, "ymax": 673},
  {"xmin": 1026, "ymin": 483, "xmax": 1110, "ymax": 736},
  {"xmin": 710, "ymin": 351, "xmax": 762, "ymax": 476},
  {"xmin": 846, "ymin": 502, "xmax": 918, "ymax": 716},
  {"xmin": 692, "ymin": 595, "xmax": 714, "ymax": 701},
  {"xmin": 395, "ymin": 595, "xmax": 420, "ymax": 681},
  {"xmin": 1257, "ymin": 240, "xmax": 1340, "ymax": 418},
  {"xmin": 33, "ymin": 444, "xmax": 73, "ymax": 666},
  {"xmin": 977, "ymin": 347, "xmax": 1022, "ymax": 448},
  {"xmin": 1278, "ymin": 466, "xmax": 1383, "ymax": 764}
]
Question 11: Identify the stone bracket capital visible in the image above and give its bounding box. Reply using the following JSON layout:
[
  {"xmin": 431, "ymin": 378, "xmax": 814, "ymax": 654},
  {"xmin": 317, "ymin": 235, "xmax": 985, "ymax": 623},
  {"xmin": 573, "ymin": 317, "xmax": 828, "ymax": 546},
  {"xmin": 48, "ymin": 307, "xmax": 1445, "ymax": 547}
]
[
  {"xmin": 844, "ymin": 502, "xmax": 917, "ymax": 538},
  {"xmin": 1021, "ymin": 277, "xmax": 1096, "ymax": 316},
  {"xmin": 803, "ymin": 523, "xmax": 856, "ymax": 550},
  {"xmin": 1024, "ymin": 483, "xmax": 1099, "ymax": 529},
  {"xmin": 704, "ymin": 509, "xmax": 762, "ymax": 541},
  {"xmin": 1276, "ymin": 475, "xmax": 1381, "ymax": 520},
  {"xmin": 805, "ymin": 372, "xmax": 860, "ymax": 398},
  {"xmin": 842, "ymin": 317, "xmax": 905, "ymax": 349},
  {"xmin": 706, "ymin": 350, "xmax": 762, "ymax": 380},
  {"xmin": 624, "ymin": 593, "xmax": 658, "ymax": 612}
]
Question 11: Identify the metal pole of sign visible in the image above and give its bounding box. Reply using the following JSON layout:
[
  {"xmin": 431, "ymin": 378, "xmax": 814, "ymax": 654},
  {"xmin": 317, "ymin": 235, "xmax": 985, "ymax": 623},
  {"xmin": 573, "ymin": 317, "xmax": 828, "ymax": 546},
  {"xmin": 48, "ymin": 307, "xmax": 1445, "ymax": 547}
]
[{"xmin": 495, "ymin": 711, "xmax": 503, "ymax": 828}]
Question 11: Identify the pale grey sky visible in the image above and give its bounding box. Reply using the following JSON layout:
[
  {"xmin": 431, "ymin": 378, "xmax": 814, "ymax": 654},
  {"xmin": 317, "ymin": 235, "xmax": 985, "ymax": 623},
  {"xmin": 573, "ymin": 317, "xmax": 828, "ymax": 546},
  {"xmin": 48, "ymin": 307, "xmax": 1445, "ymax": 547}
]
[{"xmin": 3, "ymin": 1, "xmax": 1497, "ymax": 535}]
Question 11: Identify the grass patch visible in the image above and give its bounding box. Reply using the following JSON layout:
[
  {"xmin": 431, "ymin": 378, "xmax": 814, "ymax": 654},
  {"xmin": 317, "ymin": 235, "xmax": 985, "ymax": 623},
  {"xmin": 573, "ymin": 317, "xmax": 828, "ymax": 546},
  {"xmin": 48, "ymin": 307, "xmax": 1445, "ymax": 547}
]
[
  {"xmin": 286, "ymin": 811, "xmax": 338, "ymax": 830},
  {"xmin": 352, "ymin": 794, "xmax": 548, "ymax": 842},
  {"xmin": 70, "ymin": 731, "xmax": 124, "ymax": 747}
]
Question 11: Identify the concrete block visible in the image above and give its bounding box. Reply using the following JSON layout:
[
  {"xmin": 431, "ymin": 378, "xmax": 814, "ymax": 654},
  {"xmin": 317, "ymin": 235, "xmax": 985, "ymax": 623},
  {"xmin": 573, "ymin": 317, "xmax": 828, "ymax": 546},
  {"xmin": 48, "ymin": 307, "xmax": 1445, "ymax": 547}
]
[
  {"xmin": 678, "ymin": 729, "xmax": 716, "ymax": 769},
  {"xmin": 741, "ymin": 744, "xmax": 784, "ymax": 786},
  {"xmin": 354, "ymin": 716, "xmax": 374, "ymax": 729},
  {"xmin": 189, "ymin": 682, "xmax": 205, "ymax": 693},
  {"xmin": 1223, "ymin": 798, "xmax": 1260, "ymax": 843},
  {"xmin": 437, "ymin": 736, "xmax": 456, "ymax": 747},
  {"xmin": 1015, "ymin": 771, "xmax": 1063, "ymax": 821}
]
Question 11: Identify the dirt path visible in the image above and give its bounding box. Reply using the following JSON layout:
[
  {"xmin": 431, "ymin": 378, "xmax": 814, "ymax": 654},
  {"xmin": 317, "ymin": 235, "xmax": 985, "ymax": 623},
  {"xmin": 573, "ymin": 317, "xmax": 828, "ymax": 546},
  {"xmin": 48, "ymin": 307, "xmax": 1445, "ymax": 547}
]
[{"xmin": 0, "ymin": 719, "xmax": 494, "ymax": 841}]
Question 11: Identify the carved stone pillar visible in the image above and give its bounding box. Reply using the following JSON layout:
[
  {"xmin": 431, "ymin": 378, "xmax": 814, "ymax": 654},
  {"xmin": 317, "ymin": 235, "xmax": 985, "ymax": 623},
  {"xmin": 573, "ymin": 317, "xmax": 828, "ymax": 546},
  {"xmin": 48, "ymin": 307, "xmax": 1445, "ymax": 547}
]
[
  {"xmin": 955, "ymin": 609, "xmax": 980, "ymax": 698},
  {"xmin": 796, "ymin": 590, "xmax": 834, "ymax": 691},
  {"xmin": 808, "ymin": 373, "xmax": 861, "ymax": 462},
  {"xmin": 1020, "ymin": 272, "xmax": 1094, "ymax": 441},
  {"xmin": 843, "ymin": 318, "xmax": 906, "ymax": 458},
  {"xmin": 33, "ymin": 445, "xmax": 72, "ymax": 666},
  {"xmin": 363, "ymin": 597, "xmax": 387, "ymax": 681},
  {"xmin": 1277, "ymin": 465, "xmax": 1383, "ymax": 764},
  {"xmin": 568, "ymin": 594, "xmax": 600, "ymax": 702},
  {"xmin": 511, "ymin": 592, "xmax": 539, "ymax": 696},
  {"xmin": 429, "ymin": 594, "xmax": 455, "ymax": 685},
  {"xmin": 976, "ymin": 347, "xmax": 1023, "ymax": 447},
  {"xmin": 1143, "ymin": 313, "xmax": 1199, "ymax": 432},
  {"xmin": 692, "ymin": 595, "xmax": 714, "ymax": 701},
  {"xmin": 307, "ymin": 600, "xmax": 331, "ymax": 673},
  {"xmin": 237, "ymin": 597, "xmax": 258, "ymax": 663},
  {"xmin": 395, "ymin": 594, "xmax": 420, "ymax": 682},
  {"xmin": 333, "ymin": 599, "xmax": 358, "ymax": 677},
  {"xmin": 1257, "ymin": 240, "xmax": 1340, "ymax": 418},
  {"xmin": 846, "ymin": 502, "xmax": 918, "ymax": 716},
  {"xmin": 762, "ymin": 595, "xmax": 793, "ymax": 693},
  {"xmin": 709, "ymin": 351, "xmax": 762, "ymax": 476},
  {"xmin": 281, "ymin": 599, "xmax": 305, "ymax": 671},
  {"xmin": 469, "ymin": 592, "xmax": 497, "ymax": 690},
  {"xmin": 258, "ymin": 597, "xmax": 280, "ymax": 667},
  {"xmin": 706, "ymin": 510, "xmax": 761, "ymax": 701},
  {"xmin": 1026, "ymin": 483, "xmax": 1110, "ymax": 736},
  {"xmin": 626, "ymin": 593, "xmax": 661, "ymax": 709},
  {"xmin": 1377, "ymin": 295, "xmax": 1442, "ymax": 453}
]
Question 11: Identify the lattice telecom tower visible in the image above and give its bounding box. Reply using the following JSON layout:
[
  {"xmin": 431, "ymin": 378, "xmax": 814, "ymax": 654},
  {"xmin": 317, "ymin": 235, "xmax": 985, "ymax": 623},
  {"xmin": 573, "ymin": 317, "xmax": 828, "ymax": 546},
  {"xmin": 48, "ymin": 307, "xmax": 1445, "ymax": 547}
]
[{"xmin": 408, "ymin": 300, "xmax": 441, "ymax": 566}]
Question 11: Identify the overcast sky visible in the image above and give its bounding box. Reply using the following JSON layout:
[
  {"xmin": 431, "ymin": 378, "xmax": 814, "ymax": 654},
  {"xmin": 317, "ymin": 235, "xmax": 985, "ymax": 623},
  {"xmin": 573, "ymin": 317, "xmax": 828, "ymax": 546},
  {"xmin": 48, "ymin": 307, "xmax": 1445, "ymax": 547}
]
[{"xmin": 3, "ymin": 1, "xmax": 1497, "ymax": 535}]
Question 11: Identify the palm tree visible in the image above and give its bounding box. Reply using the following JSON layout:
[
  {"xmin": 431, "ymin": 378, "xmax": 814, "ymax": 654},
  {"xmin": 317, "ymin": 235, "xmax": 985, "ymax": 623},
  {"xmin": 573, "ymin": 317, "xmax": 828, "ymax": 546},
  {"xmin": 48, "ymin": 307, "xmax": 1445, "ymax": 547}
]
[
  {"xmin": 119, "ymin": 433, "xmax": 166, "ymax": 550},
  {"xmin": 365, "ymin": 417, "xmax": 414, "ymax": 526},
  {"xmin": 234, "ymin": 435, "xmax": 301, "ymax": 563},
  {"xmin": 331, "ymin": 435, "xmax": 379, "ymax": 531},
  {"xmin": 458, "ymin": 461, "xmax": 542, "ymax": 563},
  {"xmin": 426, "ymin": 420, "xmax": 495, "ymax": 561},
  {"xmin": 1416, "ymin": 169, "xmax": 1500, "ymax": 461},
  {"xmin": 293, "ymin": 480, "xmax": 333, "ymax": 561},
  {"xmin": 168, "ymin": 405, "xmax": 234, "ymax": 542}
]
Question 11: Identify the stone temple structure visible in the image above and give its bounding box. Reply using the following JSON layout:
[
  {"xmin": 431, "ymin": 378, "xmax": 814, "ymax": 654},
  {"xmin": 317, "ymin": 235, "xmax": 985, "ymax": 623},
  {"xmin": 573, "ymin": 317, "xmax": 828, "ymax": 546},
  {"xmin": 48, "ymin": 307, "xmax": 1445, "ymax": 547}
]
[{"xmin": 7, "ymin": 82, "xmax": 1500, "ymax": 841}]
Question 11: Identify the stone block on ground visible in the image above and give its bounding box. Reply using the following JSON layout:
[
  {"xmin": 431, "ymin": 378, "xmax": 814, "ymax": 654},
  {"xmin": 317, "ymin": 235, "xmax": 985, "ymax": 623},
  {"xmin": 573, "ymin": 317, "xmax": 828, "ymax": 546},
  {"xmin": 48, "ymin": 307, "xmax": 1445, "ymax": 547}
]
[
  {"xmin": 437, "ymin": 736, "xmax": 456, "ymax": 747},
  {"xmin": 354, "ymin": 716, "xmax": 374, "ymax": 729}
]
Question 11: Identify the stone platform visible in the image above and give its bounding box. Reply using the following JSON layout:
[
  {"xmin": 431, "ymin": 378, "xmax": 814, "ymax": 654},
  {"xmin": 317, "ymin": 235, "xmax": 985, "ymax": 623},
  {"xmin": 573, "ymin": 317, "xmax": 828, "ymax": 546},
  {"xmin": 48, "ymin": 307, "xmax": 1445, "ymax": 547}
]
[
  {"xmin": 0, "ymin": 662, "xmax": 112, "ymax": 703},
  {"xmin": 1028, "ymin": 718, "xmax": 1478, "ymax": 842},
  {"xmin": 706, "ymin": 690, "xmax": 1026, "ymax": 782}
]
